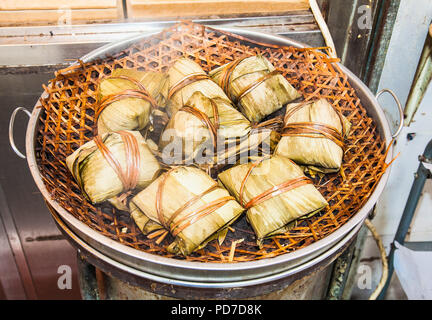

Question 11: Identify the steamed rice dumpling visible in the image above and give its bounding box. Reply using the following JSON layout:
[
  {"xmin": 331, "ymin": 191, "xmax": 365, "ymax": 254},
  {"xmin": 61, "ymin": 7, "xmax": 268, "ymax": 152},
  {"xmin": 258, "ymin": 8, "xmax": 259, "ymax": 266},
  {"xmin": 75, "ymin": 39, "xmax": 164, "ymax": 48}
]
[
  {"xmin": 209, "ymin": 55, "xmax": 301, "ymax": 122},
  {"xmin": 274, "ymin": 98, "xmax": 351, "ymax": 173},
  {"xmin": 66, "ymin": 130, "xmax": 161, "ymax": 204},
  {"xmin": 166, "ymin": 58, "xmax": 230, "ymax": 116},
  {"xmin": 131, "ymin": 166, "xmax": 244, "ymax": 256},
  {"xmin": 218, "ymin": 156, "xmax": 328, "ymax": 245},
  {"xmin": 96, "ymin": 69, "xmax": 168, "ymax": 135},
  {"xmin": 159, "ymin": 91, "xmax": 251, "ymax": 163}
]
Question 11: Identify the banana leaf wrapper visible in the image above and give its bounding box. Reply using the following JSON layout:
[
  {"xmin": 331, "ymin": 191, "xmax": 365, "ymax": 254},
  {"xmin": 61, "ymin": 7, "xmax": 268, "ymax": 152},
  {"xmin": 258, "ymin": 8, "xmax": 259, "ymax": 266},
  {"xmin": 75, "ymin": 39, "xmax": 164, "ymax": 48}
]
[
  {"xmin": 215, "ymin": 128, "xmax": 273, "ymax": 166},
  {"xmin": 159, "ymin": 126, "xmax": 273, "ymax": 167},
  {"xmin": 218, "ymin": 156, "xmax": 328, "ymax": 245},
  {"xmin": 209, "ymin": 55, "xmax": 301, "ymax": 123},
  {"xmin": 129, "ymin": 202, "xmax": 164, "ymax": 235},
  {"xmin": 131, "ymin": 166, "xmax": 244, "ymax": 256},
  {"xmin": 274, "ymin": 98, "xmax": 351, "ymax": 173},
  {"xmin": 66, "ymin": 131, "xmax": 161, "ymax": 204},
  {"xmin": 166, "ymin": 58, "xmax": 230, "ymax": 116},
  {"xmin": 159, "ymin": 91, "xmax": 251, "ymax": 163},
  {"xmin": 97, "ymin": 69, "xmax": 169, "ymax": 135}
]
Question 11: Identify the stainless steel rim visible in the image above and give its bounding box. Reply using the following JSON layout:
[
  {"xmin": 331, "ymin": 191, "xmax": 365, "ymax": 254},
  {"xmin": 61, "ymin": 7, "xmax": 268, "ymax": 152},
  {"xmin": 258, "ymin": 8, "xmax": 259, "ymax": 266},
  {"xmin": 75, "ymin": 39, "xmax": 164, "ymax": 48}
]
[
  {"xmin": 53, "ymin": 203, "xmax": 362, "ymax": 288},
  {"xmin": 24, "ymin": 26, "xmax": 394, "ymax": 286}
]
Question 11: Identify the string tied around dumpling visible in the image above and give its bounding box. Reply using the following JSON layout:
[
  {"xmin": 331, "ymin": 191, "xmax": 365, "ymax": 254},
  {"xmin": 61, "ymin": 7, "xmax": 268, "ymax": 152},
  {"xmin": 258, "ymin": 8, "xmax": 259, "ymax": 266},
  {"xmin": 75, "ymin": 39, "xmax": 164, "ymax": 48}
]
[
  {"xmin": 282, "ymin": 122, "xmax": 345, "ymax": 149},
  {"xmin": 155, "ymin": 168, "xmax": 235, "ymax": 238},
  {"xmin": 217, "ymin": 56, "xmax": 281, "ymax": 104},
  {"xmin": 93, "ymin": 131, "xmax": 141, "ymax": 192},
  {"xmin": 179, "ymin": 98, "xmax": 220, "ymax": 153},
  {"xmin": 167, "ymin": 73, "xmax": 210, "ymax": 100},
  {"xmin": 239, "ymin": 158, "xmax": 313, "ymax": 210},
  {"xmin": 281, "ymin": 99, "xmax": 348, "ymax": 149}
]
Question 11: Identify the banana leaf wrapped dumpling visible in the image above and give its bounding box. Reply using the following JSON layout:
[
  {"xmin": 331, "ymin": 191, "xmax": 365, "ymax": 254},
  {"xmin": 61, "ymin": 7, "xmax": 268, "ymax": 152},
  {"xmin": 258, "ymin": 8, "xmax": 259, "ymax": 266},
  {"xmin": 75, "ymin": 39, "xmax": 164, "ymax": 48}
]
[
  {"xmin": 131, "ymin": 166, "xmax": 244, "ymax": 256},
  {"xmin": 274, "ymin": 98, "xmax": 351, "ymax": 173},
  {"xmin": 66, "ymin": 130, "xmax": 161, "ymax": 204},
  {"xmin": 218, "ymin": 156, "xmax": 328, "ymax": 245},
  {"xmin": 209, "ymin": 55, "xmax": 301, "ymax": 122},
  {"xmin": 159, "ymin": 91, "xmax": 251, "ymax": 163},
  {"xmin": 166, "ymin": 58, "xmax": 230, "ymax": 116},
  {"xmin": 96, "ymin": 69, "xmax": 168, "ymax": 135}
]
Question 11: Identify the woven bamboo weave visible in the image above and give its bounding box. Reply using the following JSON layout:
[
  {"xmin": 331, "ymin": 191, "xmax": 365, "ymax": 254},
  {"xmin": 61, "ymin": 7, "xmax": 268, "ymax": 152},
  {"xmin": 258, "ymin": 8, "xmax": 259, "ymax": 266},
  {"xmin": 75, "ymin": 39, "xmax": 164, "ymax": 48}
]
[{"xmin": 36, "ymin": 22, "xmax": 389, "ymax": 262}]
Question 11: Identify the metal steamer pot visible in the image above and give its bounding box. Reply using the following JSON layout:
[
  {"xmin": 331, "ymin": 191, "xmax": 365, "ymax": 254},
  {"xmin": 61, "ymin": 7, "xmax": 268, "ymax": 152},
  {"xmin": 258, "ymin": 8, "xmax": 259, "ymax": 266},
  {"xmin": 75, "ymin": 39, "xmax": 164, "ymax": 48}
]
[{"xmin": 9, "ymin": 27, "xmax": 403, "ymax": 296}]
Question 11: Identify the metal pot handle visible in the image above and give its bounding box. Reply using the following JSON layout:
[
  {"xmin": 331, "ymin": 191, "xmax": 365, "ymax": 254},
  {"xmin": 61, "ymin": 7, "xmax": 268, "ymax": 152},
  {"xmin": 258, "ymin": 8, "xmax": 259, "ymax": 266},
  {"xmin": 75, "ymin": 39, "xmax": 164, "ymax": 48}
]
[
  {"xmin": 376, "ymin": 89, "xmax": 404, "ymax": 139},
  {"xmin": 9, "ymin": 107, "xmax": 31, "ymax": 159}
]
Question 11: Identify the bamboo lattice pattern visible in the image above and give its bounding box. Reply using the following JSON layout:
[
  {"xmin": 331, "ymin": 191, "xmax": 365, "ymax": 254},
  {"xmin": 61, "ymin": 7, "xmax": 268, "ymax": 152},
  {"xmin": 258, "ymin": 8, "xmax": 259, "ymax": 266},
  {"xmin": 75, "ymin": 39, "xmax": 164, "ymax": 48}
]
[{"xmin": 36, "ymin": 22, "xmax": 388, "ymax": 262}]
